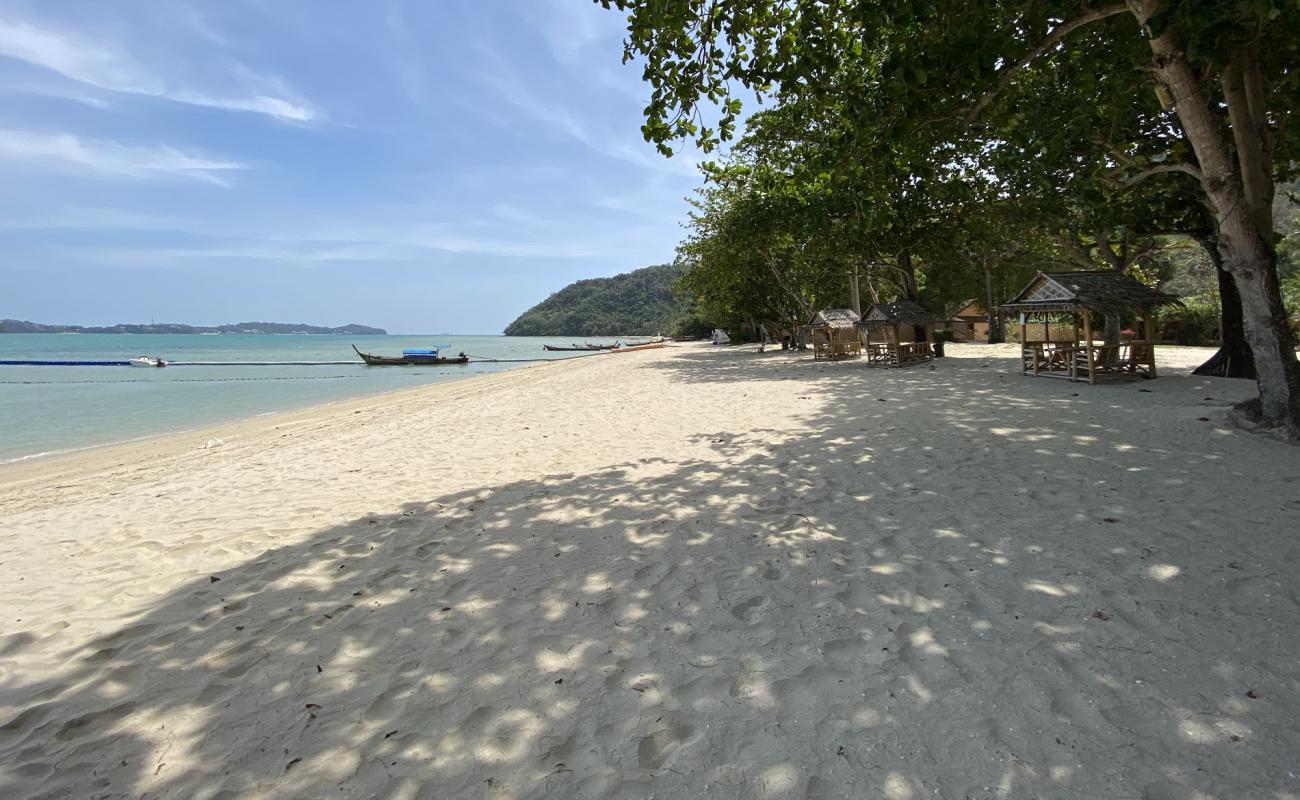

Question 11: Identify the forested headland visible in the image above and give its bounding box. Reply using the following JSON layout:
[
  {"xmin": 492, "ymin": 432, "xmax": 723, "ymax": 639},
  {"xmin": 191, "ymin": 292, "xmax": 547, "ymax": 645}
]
[{"xmin": 503, "ymin": 264, "xmax": 708, "ymax": 337}]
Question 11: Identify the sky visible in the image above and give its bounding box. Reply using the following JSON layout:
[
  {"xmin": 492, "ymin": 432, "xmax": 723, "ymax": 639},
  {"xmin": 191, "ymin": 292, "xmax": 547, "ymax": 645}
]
[{"xmin": 0, "ymin": 0, "xmax": 707, "ymax": 334}]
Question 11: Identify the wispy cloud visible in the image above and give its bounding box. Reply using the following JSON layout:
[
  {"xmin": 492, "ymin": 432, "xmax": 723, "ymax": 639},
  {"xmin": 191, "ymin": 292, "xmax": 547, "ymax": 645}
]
[
  {"xmin": 0, "ymin": 129, "xmax": 250, "ymax": 186},
  {"xmin": 0, "ymin": 17, "xmax": 320, "ymax": 123},
  {"xmin": 474, "ymin": 46, "xmax": 700, "ymax": 178},
  {"xmin": 530, "ymin": 0, "xmax": 615, "ymax": 64}
]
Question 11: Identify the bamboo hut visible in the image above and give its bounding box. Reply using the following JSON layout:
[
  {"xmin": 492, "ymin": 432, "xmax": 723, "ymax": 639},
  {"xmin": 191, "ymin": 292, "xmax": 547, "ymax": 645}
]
[
  {"xmin": 856, "ymin": 301, "xmax": 937, "ymax": 367},
  {"xmin": 998, "ymin": 271, "xmax": 1180, "ymax": 383},
  {"xmin": 805, "ymin": 309, "xmax": 862, "ymax": 360},
  {"xmin": 945, "ymin": 299, "xmax": 992, "ymax": 342}
]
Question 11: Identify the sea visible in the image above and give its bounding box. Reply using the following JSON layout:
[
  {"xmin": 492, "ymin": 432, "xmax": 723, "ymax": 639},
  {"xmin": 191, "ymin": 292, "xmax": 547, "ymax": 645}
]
[{"xmin": 0, "ymin": 334, "xmax": 624, "ymax": 463}]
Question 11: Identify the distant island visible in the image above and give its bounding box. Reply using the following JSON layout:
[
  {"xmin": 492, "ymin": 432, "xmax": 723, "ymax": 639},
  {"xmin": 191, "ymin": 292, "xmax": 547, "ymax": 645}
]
[
  {"xmin": 504, "ymin": 263, "xmax": 705, "ymax": 337},
  {"xmin": 0, "ymin": 320, "xmax": 387, "ymax": 335}
]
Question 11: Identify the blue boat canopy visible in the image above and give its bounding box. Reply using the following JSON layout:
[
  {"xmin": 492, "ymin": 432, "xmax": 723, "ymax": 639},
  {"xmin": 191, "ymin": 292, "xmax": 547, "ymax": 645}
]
[{"xmin": 401, "ymin": 348, "xmax": 440, "ymax": 355}]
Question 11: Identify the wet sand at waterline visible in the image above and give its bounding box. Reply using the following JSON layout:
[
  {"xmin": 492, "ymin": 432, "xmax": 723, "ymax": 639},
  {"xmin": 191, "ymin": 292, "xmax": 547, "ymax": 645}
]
[{"xmin": 1, "ymin": 343, "xmax": 1296, "ymax": 799}]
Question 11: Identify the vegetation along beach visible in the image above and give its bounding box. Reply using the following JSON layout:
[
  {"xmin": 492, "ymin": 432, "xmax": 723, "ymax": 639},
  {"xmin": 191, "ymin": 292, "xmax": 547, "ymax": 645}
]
[{"xmin": 2, "ymin": 1, "xmax": 1299, "ymax": 799}]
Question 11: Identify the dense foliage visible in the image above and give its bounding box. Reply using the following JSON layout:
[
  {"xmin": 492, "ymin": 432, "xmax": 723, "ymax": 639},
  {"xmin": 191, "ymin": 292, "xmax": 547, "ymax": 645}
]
[
  {"xmin": 602, "ymin": 0, "xmax": 1300, "ymax": 433},
  {"xmin": 503, "ymin": 264, "xmax": 702, "ymax": 337}
]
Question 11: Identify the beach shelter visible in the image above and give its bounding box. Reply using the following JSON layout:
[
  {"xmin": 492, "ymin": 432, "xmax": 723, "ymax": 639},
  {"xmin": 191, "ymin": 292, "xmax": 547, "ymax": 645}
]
[
  {"xmin": 998, "ymin": 271, "xmax": 1180, "ymax": 383},
  {"xmin": 804, "ymin": 309, "xmax": 862, "ymax": 360},
  {"xmin": 856, "ymin": 301, "xmax": 938, "ymax": 367},
  {"xmin": 711, "ymin": 328, "xmax": 731, "ymax": 345},
  {"xmin": 945, "ymin": 299, "xmax": 993, "ymax": 342}
]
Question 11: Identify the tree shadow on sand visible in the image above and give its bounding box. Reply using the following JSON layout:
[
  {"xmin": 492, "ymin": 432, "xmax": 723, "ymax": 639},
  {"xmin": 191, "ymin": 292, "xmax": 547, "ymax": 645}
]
[{"xmin": 2, "ymin": 347, "xmax": 1297, "ymax": 799}]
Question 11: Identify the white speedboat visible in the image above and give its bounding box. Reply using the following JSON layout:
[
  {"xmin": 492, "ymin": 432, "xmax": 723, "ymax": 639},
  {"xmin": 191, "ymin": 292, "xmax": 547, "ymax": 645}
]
[{"xmin": 128, "ymin": 356, "xmax": 166, "ymax": 368}]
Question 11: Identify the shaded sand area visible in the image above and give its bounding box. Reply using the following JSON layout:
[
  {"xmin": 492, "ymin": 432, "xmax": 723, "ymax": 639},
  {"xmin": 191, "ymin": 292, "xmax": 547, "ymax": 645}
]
[{"xmin": 2, "ymin": 343, "xmax": 1298, "ymax": 799}]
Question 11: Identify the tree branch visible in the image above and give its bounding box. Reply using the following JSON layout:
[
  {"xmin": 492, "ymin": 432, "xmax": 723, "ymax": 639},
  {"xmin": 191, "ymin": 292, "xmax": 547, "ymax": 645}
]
[
  {"xmin": 1117, "ymin": 162, "xmax": 1204, "ymax": 186},
  {"xmin": 1223, "ymin": 43, "xmax": 1272, "ymax": 237},
  {"xmin": 965, "ymin": 2, "xmax": 1131, "ymax": 125}
]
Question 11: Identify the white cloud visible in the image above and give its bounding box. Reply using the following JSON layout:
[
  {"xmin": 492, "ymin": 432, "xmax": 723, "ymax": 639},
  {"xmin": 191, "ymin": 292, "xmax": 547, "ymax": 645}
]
[
  {"xmin": 0, "ymin": 17, "xmax": 319, "ymax": 123},
  {"xmin": 474, "ymin": 46, "xmax": 701, "ymax": 178},
  {"xmin": 530, "ymin": 0, "xmax": 625, "ymax": 65},
  {"xmin": 0, "ymin": 129, "xmax": 250, "ymax": 186}
]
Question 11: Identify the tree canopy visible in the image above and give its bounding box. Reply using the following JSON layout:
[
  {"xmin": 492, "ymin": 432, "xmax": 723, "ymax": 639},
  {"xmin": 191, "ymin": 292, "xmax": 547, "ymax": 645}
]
[{"xmin": 602, "ymin": 0, "xmax": 1300, "ymax": 433}]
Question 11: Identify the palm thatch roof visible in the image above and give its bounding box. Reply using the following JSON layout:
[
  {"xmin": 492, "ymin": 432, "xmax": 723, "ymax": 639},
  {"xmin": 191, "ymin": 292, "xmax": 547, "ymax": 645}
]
[
  {"xmin": 857, "ymin": 301, "xmax": 937, "ymax": 328},
  {"xmin": 806, "ymin": 308, "xmax": 861, "ymax": 329},
  {"xmin": 999, "ymin": 271, "xmax": 1180, "ymax": 315}
]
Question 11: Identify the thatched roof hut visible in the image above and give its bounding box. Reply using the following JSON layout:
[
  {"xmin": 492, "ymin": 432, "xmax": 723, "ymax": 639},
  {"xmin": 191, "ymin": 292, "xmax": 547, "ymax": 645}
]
[
  {"xmin": 855, "ymin": 301, "xmax": 938, "ymax": 367},
  {"xmin": 858, "ymin": 301, "xmax": 937, "ymax": 328},
  {"xmin": 808, "ymin": 308, "xmax": 861, "ymax": 329},
  {"xmin": 999, "ymin": 271, "xmax": 1180, "ymax": 316},
  {"xmin": 998, "ymin": 271, "xmax": 1181, "ymax": 383},
  {"xmin": 805, "ymin": 309, "xmax": 862, "ymax": 360}
]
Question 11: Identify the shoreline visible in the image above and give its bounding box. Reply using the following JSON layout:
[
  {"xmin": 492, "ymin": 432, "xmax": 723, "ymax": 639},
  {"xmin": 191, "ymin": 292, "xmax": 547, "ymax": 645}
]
[
  {"xmin": 2, "ymin": 342, "xmax": 1297, "ymax": 799},
  {"xmin": 0, "ymin": 353, "xmax": 583, "ymax": 488}
]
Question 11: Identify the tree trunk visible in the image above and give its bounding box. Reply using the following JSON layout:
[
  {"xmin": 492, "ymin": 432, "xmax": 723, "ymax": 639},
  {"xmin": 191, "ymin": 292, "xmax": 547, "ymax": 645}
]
[
  {"xmin": 1192, "ymin": 235, "xmax": 1255, "ymax": 379},
  {"xmin": 895, "ymin": 250, "xmax": 919, "ymax": 301},
  {"xmin": 1219, "ymin": 240, "xmax": 1299, "ymax": 428},
  {"xmin": 1143, "ymin": 20, "xmax": 1300, "ymax": 433},
  {"xmin": 983, "ymin": 258, "xmax": 1003, "ymax": 343}
]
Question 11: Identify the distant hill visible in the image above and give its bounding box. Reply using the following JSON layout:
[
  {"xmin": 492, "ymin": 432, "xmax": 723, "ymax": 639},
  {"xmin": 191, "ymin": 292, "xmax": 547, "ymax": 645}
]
[
  {"xmin": 504, "ymin": 264, "xmax": 692, "ymax": 336},
  {"xmin": 0, "ymin": 320, "xmax": 387, "ymax": 335}
]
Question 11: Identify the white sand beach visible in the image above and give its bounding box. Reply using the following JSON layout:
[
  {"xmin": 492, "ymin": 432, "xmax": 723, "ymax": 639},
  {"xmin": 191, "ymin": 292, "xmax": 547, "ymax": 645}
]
[{"xmin": 1, "ymin": 343, "xmax": 1297, "ymax": 799}]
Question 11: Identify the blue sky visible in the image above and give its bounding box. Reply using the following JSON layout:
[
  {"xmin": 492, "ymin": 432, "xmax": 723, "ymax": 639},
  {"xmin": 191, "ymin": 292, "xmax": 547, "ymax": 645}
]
[{"xmin": 0, "ymin": 1, "xmax": 706, "ymax": 333}]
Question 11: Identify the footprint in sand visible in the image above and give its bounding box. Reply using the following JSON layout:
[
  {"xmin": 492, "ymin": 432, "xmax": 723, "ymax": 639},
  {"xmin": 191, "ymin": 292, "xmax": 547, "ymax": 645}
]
[
  {"xmin": 636, "ymin": 722, "xmax": 695, "ymax": 769},
  {"xmin": 54, "ymin": 701, "xmax": 137, "ymax": 741},
  {"xmin": 364, "ymin": 682, "xmax": 415, "ymax": 722},
  {"xmin": 761, "ymin": 560, "xmax": 786, "ymax": 580},
  {"xmin": 730, "ymin": 595, "xmax": 770, "ymax": 622}
]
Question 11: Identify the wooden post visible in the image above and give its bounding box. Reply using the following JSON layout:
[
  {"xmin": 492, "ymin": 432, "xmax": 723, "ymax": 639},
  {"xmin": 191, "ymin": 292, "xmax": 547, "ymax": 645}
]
[
  {"xmin": 1082, "ymin": 310, "xmax": 1096, "ymax": 384},
  {"xmin": 1145, "ymin": 312, "xmax": 1157, "ymax": 378},
  {"xmin": 1071, "ymin": 313, "xmax": 1080, "ymax": 381},
  {"xmin": 1019, "ymin": 314, "xmax": 1028, "ymax": 374}
]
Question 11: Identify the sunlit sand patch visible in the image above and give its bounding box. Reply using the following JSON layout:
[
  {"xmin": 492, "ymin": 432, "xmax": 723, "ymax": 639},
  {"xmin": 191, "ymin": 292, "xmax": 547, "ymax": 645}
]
[
  {"xmin": 435, "ymin": 555, "xmax": 473, "ymax": 574},
  {"xmin": 473, "ymin": 672, "xmax": 508, "ymax": 690},
  {"xmin": 884, "ymin": 771, "xmax": 914, "ymax": 799},
  {"xmin": 1147, "ymin": 563, "xmax": 1181, "ymax": 582},
  {"xmin": 421, "ymin": 672, "xmax": 457, "ymax": 693},
  {"xmin": 1023, "ymin": 580, "xmax": 1080, "ymax": 597},
  {"xmin": 581, "ymin": 572, "xmax": 614, "ymax": 593},
  {"xmin": 1033, "ymin": 622, "xmax": 1081, "ymax": 636},
  {"xmin": 877, "ymin": 591, "xmax": 945, "ymax": 613}
]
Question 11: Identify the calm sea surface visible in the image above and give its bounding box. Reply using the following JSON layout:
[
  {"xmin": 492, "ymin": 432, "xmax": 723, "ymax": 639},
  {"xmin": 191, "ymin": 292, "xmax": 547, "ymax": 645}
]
[{"xmin": 0, "ymin": 334, "xmax": 622, "ymax": 463}]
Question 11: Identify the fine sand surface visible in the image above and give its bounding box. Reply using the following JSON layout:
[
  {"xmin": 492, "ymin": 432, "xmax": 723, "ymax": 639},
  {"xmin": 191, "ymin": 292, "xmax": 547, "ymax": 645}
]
[{"xmin": 1, "ymin": 343, "xmax": 1297, "ymax": 800}]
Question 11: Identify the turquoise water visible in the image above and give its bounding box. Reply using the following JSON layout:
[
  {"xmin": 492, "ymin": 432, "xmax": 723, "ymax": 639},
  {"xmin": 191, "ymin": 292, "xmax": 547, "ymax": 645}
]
[{"xmin": 0, "ymin": 334, "xmax": 623, "ymax": 462}]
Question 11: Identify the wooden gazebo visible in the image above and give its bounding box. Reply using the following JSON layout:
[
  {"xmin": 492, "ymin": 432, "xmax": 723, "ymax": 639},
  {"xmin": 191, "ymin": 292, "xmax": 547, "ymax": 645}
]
[
  {"xmin": 856, "ymin": 301, "xmax": 938, "ymax": 367},
  {"xmin": 998, "ymin": 271, "xmax": 1180, "ymax": 383},
  {"xmin": 805, "ymin": 309, "xmax": 862, "ymax": 360}
]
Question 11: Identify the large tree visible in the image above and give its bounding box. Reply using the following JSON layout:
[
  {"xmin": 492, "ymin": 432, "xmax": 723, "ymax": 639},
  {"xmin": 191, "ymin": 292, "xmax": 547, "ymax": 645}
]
[{"xmin": 603, "ymin": 0, "xmax": 1300, "ymax": 433}]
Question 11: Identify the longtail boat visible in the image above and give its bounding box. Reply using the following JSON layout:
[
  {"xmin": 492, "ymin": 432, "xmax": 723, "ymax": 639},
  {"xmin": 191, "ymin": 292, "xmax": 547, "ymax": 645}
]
[
  {"xmin": 352, "ymin": 344, "xmax": 469, "ymax": 366},
  {"xmin": 541, "ymin": 343, "xmax": 619, "ymax": 352},
  {"xmin": 612, "ymin": 341, "xmax": 667, "ymax": 353}
]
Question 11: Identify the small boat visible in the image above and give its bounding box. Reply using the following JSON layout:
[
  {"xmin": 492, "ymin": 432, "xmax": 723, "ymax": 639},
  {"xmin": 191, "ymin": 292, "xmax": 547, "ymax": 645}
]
[
  {"xmin": 352, "ymin": 344, "xmax": 469, "ymax": 366},
  {"xmin": 128, "ymin": 356, "xmax": 166, "ymax": 368},
  {"xmin": 613, "ymin": 341, "xmax": 667, "ymax": 353},
  {"xmin": 542, "ymin": 342, "xmax": 620, "ymax": 352}
]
